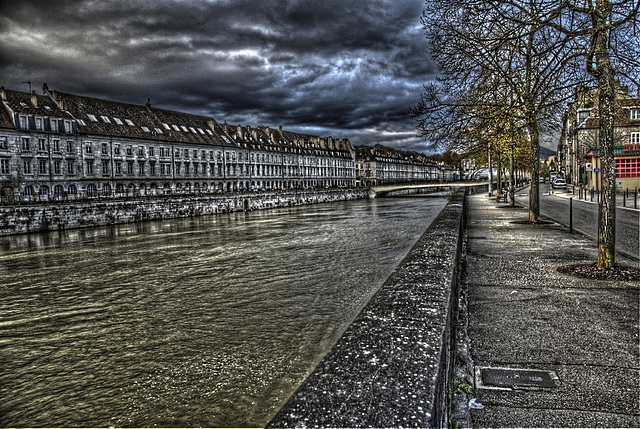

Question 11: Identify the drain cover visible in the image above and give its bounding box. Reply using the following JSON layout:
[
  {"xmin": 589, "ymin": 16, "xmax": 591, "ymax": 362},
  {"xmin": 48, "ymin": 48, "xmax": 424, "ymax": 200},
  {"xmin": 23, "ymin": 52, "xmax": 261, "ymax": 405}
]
[{"xmin": 481, "ymin": 367, "xmax": 558, "ymax": 388}]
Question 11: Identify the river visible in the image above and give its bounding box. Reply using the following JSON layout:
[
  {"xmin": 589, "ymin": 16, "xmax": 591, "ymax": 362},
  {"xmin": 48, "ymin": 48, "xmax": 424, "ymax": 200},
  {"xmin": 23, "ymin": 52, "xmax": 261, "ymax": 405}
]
[{"xmin": 0, "ymin": 195, "xmax": 448, "ymax": 427}]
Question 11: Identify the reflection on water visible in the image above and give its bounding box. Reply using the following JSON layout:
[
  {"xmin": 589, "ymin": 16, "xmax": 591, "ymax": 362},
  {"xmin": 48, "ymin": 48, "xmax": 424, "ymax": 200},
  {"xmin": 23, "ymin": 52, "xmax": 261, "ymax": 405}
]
[{"xmin": 0, "ymin": 196, "xmax": 447, "ymax": 427}]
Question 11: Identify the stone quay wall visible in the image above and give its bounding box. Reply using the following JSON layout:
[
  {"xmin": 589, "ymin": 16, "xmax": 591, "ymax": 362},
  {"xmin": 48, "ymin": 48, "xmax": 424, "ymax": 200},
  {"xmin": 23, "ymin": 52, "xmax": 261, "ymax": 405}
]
[
  {"xmin": 0, "ymin": 188, "xmax": 369, "ymax": 236},
  {"xmin": 268, "ymin": 189, "xmax": 466, "ymax": 428}
]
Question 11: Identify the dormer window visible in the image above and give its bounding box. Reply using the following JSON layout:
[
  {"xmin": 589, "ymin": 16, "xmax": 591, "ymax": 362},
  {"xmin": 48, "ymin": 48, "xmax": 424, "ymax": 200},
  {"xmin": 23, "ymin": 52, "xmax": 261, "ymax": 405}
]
[
  {"xmin": 172, "ymin": 125, "xmax": 180, "ymax": 131},
  {"xmin": 163, "ymin": 123, "xmax": 171, "ymax": 130},
  {"xmin": 113, "ymin": 117, "xmax": 123, "ymax": 125},
  {"xmin": 125, "ymin": 119, "xmax": 134, "ymax": 126},
  {"xmin": 19, "ymin": 115, "xmax": 27, "ymax": 129},
  {"xmin": 100, "ymin": 116, "xmax": 111, "ymax": 123},
  {"xmin": 189, "ymin": 127, "xmax": 197, "ymax": 133},
  {"xmin": 181, "ymin": 126, "xmax": 189, "ymax": 132},
  {"xmin": 77, "ymin": 119, "xmax": 86, "ymax": 126},
  {"xmin": 35, "ymin": 117, "xmax": 43, "ymax": 131},
  {"xmin": 20, "ymin": 102, "xmax": 28, "ymax": 108},
  {"xmin": 88, "ymin": 114, "xmax": 98, "ymax": 122},
  {"xmin": 50, "ymin": 119, "xmax": 58, "ymax": 132},
  {"xmin": 141, "ymin": 126, "xmax": 150, "ymax": 133}
]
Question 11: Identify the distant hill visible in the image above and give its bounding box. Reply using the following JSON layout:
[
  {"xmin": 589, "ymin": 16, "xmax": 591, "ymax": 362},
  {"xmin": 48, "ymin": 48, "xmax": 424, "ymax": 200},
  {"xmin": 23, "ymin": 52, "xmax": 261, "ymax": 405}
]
[{"xmin": 540, "ymin": 146, "xmax": 557, "ymax": 160}]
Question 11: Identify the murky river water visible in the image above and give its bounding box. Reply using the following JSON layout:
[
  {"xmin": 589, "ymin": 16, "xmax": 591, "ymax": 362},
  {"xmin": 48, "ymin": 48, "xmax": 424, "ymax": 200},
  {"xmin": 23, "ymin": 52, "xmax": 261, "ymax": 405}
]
[{"xmin": 0, "ymin": 195, "xmax": 447, "ymax": 427}]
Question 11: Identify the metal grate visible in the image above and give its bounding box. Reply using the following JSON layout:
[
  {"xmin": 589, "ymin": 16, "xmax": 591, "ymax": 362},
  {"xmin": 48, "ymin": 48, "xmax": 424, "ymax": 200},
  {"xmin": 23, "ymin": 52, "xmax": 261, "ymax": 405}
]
[{"xmin": 481, "ymin": 367, "xmax": 558, "ymax": 389}]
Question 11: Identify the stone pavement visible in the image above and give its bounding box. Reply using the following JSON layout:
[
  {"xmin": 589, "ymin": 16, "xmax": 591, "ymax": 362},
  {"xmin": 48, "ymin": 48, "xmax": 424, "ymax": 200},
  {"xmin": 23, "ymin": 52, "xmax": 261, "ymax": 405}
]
[{"xmin": 461, "ymin": 193, "xmax": 640, "ymax": 428}]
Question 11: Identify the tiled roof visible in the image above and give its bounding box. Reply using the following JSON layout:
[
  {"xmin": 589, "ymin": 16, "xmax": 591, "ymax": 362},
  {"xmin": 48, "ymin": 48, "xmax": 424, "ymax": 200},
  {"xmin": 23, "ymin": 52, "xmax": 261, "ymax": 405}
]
[
  {"xmin": 48, "ymin": 89, "xmax": 235, "ymax": 147},
  {"xmin": 1, "ymin": 87, "xmax": 71, "ymax": 125}
]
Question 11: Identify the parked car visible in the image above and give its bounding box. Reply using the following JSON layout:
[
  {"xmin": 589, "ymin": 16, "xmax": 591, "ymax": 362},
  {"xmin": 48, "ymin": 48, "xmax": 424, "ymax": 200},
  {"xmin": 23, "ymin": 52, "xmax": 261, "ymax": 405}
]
[{"xmin": 551, "ymin": 178, "xmax": 566, "ymax": 189}]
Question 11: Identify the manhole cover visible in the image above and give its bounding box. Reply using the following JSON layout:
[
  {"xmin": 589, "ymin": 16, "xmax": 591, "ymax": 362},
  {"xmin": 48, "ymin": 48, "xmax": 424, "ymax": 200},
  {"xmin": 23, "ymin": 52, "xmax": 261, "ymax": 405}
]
[{"xmin": 480, "ymin": 367, "xmax": 558, "ymax": 389}]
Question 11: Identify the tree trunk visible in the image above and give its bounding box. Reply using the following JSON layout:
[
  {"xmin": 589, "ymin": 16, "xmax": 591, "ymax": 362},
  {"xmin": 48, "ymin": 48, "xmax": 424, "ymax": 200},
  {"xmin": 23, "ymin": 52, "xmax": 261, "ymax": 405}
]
[
  {"xmin": 509, "ymin": 144, "xmax": 515, "ymax": 207},
  {"xmin": 589, "ymin": 1, "xmax": 616, "ymax": 268},
  {"xmin": 497, "ymin": 156, "xmax": 503, "ymax": 195},
  {"xmin": 488, "ymin": 143, "xmax": 494, "ymax": 196},
  {"xmin": 528, "ymin": 119, "xmax": 540, "ymax": 223}
]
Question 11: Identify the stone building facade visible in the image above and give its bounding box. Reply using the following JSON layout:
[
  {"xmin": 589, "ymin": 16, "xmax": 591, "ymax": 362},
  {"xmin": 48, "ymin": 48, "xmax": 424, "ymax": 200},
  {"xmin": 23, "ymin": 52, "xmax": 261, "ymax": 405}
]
[
  {"xmin": 0, "ymin": 84, "xmax": 356, "ymax": 202},
  {"xmin": 558, "ymin": 83, "xmax": 640, "ymax": 189},
  {"xmin": 355, "ymin": 145, "xmax": 442, "ymax": 186}
]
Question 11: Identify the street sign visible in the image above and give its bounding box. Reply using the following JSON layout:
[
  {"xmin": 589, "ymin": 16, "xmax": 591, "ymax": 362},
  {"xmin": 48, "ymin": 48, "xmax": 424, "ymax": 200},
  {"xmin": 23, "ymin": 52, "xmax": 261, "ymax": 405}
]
[
  {"xmin": 585, "ymin": 162, "xmax": 592, "ymax": 171},
  {"xmin": 594, "ymin": 168, "xmax": 600, "ymax": 172}
]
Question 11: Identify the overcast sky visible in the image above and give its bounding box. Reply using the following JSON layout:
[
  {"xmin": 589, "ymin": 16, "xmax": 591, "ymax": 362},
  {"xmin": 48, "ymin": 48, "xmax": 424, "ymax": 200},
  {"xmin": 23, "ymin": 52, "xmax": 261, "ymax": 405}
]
[{"xmin": 0, "ymin": 0, "xmax": 441, "ymax": 152}]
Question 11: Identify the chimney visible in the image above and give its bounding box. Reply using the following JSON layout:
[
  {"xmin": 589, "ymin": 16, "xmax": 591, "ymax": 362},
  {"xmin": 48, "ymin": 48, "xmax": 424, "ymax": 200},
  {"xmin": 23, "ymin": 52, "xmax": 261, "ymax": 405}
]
[
  {"xmin": 223, "ymin": 121, "xmax": 228, "ymax": 134},
  {"xmin": 145, "ymin": 98, "xmax": 151, "ymax": 110},
  {"xmin": 31, "ymin": 90, "xmax": 38, "ymax": 108},
  {"xmin": 0, "ymin": 87, "xmax": 5, "ymax": 101},
  {"xmin": 42, "ymin": 83, "xmax": 49, "ymax": 94}
]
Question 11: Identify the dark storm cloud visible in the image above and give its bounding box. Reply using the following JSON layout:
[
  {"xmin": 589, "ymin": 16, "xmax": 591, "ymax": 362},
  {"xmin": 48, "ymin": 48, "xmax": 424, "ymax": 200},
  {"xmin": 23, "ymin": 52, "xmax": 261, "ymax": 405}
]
[{"xmin": 0, "ymin": 0, "xmax": 438, "ymax": 150}]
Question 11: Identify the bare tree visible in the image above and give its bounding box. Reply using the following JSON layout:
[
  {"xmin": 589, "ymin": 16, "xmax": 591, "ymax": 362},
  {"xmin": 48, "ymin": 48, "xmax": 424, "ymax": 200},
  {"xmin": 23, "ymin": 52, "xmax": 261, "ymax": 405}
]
[
  {"xmin": 562, "ymin": 0, "xmax": 639, "ymax": 268},
  {"xmin": 413, "ymin": 0, "xmax": 584, "ymax": 222}
]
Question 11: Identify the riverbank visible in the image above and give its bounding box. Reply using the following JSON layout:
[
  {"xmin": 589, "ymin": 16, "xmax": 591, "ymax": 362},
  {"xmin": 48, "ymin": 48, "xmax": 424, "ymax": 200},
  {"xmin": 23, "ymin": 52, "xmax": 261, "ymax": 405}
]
[
  {"xmin": 0, "ymin": 188, "xmax": 369, "ymax": 236},
  {"xmin": 267, "ymin": 188, "xmax": 466, "ymax": 427}
]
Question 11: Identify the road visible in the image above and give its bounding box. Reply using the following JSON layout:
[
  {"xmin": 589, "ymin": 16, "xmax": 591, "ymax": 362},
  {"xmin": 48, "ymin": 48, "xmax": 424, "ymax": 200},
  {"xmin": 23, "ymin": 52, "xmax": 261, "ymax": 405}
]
[{"xmin": 514, "ymin": 183, "xmax": 639, "ymax": 262}]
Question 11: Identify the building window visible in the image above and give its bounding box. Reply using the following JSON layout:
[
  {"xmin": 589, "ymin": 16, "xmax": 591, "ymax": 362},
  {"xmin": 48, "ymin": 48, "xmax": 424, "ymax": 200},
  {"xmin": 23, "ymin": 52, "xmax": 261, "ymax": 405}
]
[
  {"xmin": 1, "ymin": 159, "xmax": 9, "ymax": 175},
  {"xmin": 615, "ymin": 158, "xmax": 640, "ymax": 178},
  {"xmin": 38, "ymin": 138, "xmax": 47, "ymax": 152},
  {"xmin": 114, "ymin": 143, "xmax": 120, "ymax": 155},
  {"xmin": 21, "ymin": 137, "xmax": 30, "ymax": 151},
  {"xmin": 36, "ymin": 117, "xmax": 43, "ymax": 131},
  {"xmin": 86, "ymin": 160, "xmax": 94, "ymax": 175},
  {"xmin": 150, "ymin": 161, "xmax": 156, "ymax": 176},
  {"xmin": 184, "ymin": 149, "xmax": 189, "ymax": 158},
  {"xmin": 50, "ymin": 119, "xmax": 58, "ymax": 132},
  {"xmin": 149, "ymin": 147, "xmax": 155, "ymax": 157},
  {"xmin": 137, "ymin": 146, "xmax": 145, "ymax": 156},
  {"xmin": 19, "ymin": 116, "xmax": 27, "ymax": 129},
  {"xmin": 85, "ymin": 142, "xmax": 93, "ymax": 154},
  {"xmin": 0, "ymin": 136, "xmax": 7, "ymax": 150},
  {"xmin": 175, "ymin": 162, "xmax": 181, "ymax": 175},
  {"xmin": 39, "ymin": 159, "xmax": 48, "ymax": 175},
  {"xmin": 630, "ymin": 108, "xmax": 640, "ymax": 120},
  {"xmin": 64, "ymin": 120, "xmax": 72, "ymax": 133},
  {"xmin": 54, "ymin": 160, "xmax": 61, "ymax": 175},
  {"xmin": 138, "ymin": 161, "xmax": 145, "ymax": 175},
  {"xmin": 52, "ymin": 139, "xmax": 60, "ymax": 152},
  {"xmin": 631, "ymin": 132, "xmax": 640, "ymax": 145},
  {"xmin": 102, "ymin": 160, "xmax": 110, "ymax": 176},
  {"xmin": 102, "ymin": 143, "xmax": 109, "ymax": 154},
  {"xmin": 115, "ymin": 162, "xmax": 122, "ymax": 175},
  {"xmin": 66, "ymin": 160, "xmax": 75, "ymax": 175},
  {"xmin": 161, "ymin": 163, "xmax": 170, "ymax": 175},
  {"xmin": 66, "ymin": 140, "xmax": 74, "ymax": 153},
  {"xmin": 127, "ymin": 162, "xmax": 133, "ymax": 175},
  {"xmin": 23, "ymin": 159, "xmax": 32, "ymax": 174},
  {"xmin": 126, "ymin": 145, "xmax": 133, "ymax": 156}
]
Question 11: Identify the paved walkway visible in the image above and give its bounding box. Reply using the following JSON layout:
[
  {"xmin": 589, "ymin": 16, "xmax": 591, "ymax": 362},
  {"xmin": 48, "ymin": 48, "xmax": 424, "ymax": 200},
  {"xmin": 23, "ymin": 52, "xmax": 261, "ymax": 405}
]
[{"xmin": 462, "ymin": 193, "xmax": 639, "ymax": 427}]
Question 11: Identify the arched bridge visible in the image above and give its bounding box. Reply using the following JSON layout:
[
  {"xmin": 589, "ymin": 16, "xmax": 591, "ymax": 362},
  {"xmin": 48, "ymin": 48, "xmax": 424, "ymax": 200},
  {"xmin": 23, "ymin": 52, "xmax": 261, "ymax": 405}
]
[{"xmin": 368, "ymin": 181, "xmax": 489, "ymax": 198}]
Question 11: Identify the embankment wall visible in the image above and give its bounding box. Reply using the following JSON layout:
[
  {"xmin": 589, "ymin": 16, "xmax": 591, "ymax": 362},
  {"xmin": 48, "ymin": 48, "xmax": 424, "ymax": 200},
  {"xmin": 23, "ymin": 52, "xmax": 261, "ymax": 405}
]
[
  {"xmin": 0, "ymin": 188, "xmax": 369, "ymax": 236},
  {"xmin": 267, "ymin": 189, "xmax": 466, "ymax": 428}
]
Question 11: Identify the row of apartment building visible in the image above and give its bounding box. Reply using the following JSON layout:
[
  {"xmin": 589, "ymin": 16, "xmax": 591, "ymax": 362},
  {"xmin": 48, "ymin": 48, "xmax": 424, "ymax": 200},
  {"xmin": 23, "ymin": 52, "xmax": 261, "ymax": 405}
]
[
  {"xmin": 355, "ymin": 145, "xmax": 455, "ymax": 185},
  {"xmin": 558, "ymin": 82, "xmax": 640, "ymax": 190},
  {"xmin": 0, "ymin": 84, "xmax": 449, "ymax": 202}
]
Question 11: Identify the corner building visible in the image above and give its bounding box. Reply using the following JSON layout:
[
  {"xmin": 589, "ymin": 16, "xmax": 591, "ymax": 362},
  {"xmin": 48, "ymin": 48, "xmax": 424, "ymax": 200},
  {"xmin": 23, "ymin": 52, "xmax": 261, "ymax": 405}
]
[{"xmin": 0, "ymin": 84, "xmax": 356, "ymax": 202}]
